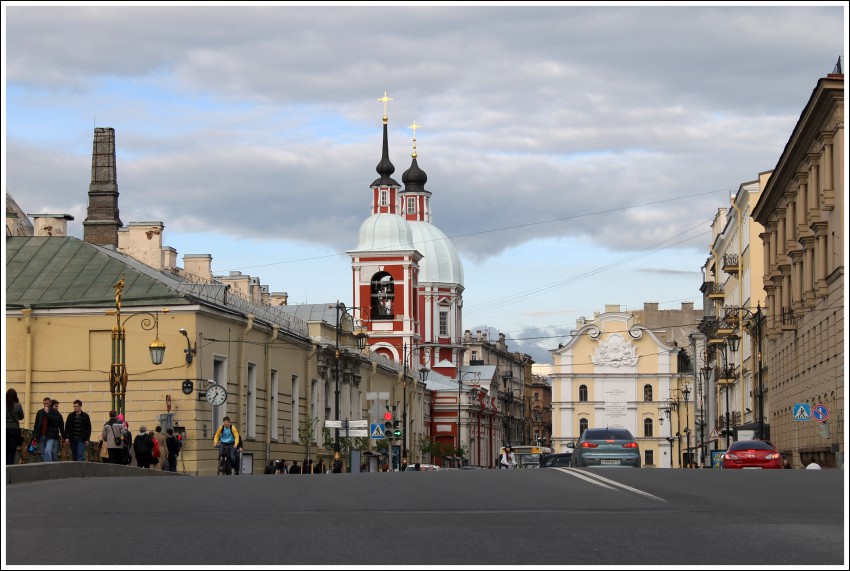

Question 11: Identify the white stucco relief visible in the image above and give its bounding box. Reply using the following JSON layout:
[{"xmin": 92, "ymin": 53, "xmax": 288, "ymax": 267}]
[{"xmin": 591, "ymin": 334, "xmax": 638, "ymax": 367}]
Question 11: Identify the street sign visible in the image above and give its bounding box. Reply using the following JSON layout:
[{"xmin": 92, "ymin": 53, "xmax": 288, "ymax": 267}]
[
  {"xmin": 325, "ymin": 420, "xmax": 342, "ymax": 428},
  {"xmin": 347, "ymin": 420, "xmax": 369, "ymax": 428},
  {"xmin": 812, "ymin": 404, "xmax": 829, "ymax": 422},
  {"xmin": 793, "ymin": 403, "xmax": 811, "ymax": 421},
  {"xmin": 344, "ymin": 429, "xmax": 369, "ymax": 437},
  {"xmin": 366, "ymin": 392, "xmax": 390, "ymax": 401},
  {"xmin": 709, "ymin": 428, "xmax": 720, "ymax": 440},
  {"xmin": 370, "ymin": 423, "xmax": 386, "ymax": 439}
]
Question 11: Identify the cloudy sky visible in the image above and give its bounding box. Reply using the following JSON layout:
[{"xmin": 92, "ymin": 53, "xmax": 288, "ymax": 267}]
[{"xmin": 3, "ymin": 3, "xmax": 846, "ymax": 367}]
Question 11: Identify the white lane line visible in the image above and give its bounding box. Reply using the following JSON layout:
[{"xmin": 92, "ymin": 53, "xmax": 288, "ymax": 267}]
[{"xmin": 554, "ymin": 467, "xmax": 668, "ymax": 502}]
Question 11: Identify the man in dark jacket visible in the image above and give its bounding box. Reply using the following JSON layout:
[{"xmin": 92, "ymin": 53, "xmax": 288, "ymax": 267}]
[
  {"xmin": 64, "ymin": 399, "xmax": 92, "ymax": 462},
  {"xmin": 165, "ymin": 428, "xmax": 181, "ymax": 472},
  {"xmin": 32, "ymin": 397, "xmax": 64, "ymax": 462}
]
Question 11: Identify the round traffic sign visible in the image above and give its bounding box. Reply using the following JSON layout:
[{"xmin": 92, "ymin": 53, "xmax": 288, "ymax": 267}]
[{"xmin": 812, "ymin": 403, "xmax": 829, "ymax": 422}]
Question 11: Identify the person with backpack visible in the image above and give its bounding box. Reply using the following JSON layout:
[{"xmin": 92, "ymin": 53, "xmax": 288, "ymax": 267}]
[
  {"xmin": 165, "ymin": 428, "xmax": 181, "ymax": 473},
  {"xmin": 133, "ymin": 425, "xmax": 155, "ymax": 469},
  {"xmin": 102, "ymin": 411, "xmax": 127, "ymax": 465}
]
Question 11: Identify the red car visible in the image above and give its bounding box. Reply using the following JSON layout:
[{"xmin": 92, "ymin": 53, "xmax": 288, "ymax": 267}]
[{"xmin": 722, "ymin": 440, "xmax": 783, "ymax": 469}]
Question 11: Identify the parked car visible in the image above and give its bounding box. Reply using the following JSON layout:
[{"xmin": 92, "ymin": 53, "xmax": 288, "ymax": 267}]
[
  {"xmin": 568, "ymin": 428, "xmax": 641, "ymax": 468},
  {"xmin": 540, "ymin": 453, "xmax": 573, "ymax": 468},
  {"xmin": 721, "ymin": 440, "xmax": 783, "ymax": 469},
  {"xmin": 404, "ymin": 464, "xmax": 442, "ymax": 471}
]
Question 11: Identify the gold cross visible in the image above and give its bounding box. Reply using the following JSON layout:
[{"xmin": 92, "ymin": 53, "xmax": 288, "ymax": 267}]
[
  {"xmin": 378, "ymin": 91, "xmax": 393, "ymax": 123},
  {"xmin": 409, "ymin": 120, "xmax": 421, "ymax": 158}
]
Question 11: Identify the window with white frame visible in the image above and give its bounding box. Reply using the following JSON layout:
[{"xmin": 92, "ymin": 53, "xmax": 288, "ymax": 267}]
[
  {"xmin": 407, "ymin": 196, "xmax": 416, "ymax": 214},
  {"xmin": 645, "ymin": 450, "xmax": 654, "ymax": 466},
  {"xmin": 439, "ymin": 311, "xmax": 448, "ymax": 336},
  {"xmin": 291, "ymin": 375, "xmax": 300, "ymax": 443},
  {"xmin": 380, "ymin": 189, "xmax": 388, "ymax": 207},
  {"xmin": 270, "ymin": 369, "xmax": 279, "ymax": 441},
  {"xmin": 247, "ymin": 363, "xmax": 257, "ymax": 438}
]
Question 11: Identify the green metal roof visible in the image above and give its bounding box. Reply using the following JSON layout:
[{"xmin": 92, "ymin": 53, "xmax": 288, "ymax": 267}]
[{"xmin": 5, "ymin": 236, "xmax": 189, "ymax": 309}]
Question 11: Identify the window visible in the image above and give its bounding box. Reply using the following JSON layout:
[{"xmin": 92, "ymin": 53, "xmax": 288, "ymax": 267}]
[
  {"xmin": 380, "ymin": 189, "xmax": 388, "ymax": 207},
  {"xmin": 644, "ymin": 418, "xmax": 653, "ymax": 437},
  {"xmin": 271, "ymin": 369, "xmax": 279, "ymax": 441},
  {"xmin": 579, "ymin": 418, "xmax": 588, "ymax": 436},
  {"xmin": 644, "ymin": 384, "xmax": 653, "ymax": 402},
  {"xmin": 247, "ymin": 363, "xmax": 257, "ymax": 438},
  {"xmin": 324, "ymin": 380, "xmax": 331, "ymax": 420},
  {"xmin": 291, "ymin": 375, "xmax": 300, "ymax": 443},
  {"xmin": 370, "ymin": 272, "xmax": 395, "ymax": 320},
  {"xmin": 407, "ymin": 196, "xmax": 416, "ymax": 214},
  {"xmin": 578, "ymin": 385, "xmax": 588, "ymax": 402},
  {"xmin": 645, "ymin": 450, "xmax": 654, "ymax": 467},
  {"xmin": 439, "ymin": 311, "xmax": 448, "ymax": 336}
]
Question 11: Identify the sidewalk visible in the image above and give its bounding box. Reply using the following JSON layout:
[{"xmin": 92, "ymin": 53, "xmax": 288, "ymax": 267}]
[{"xmin": 6, "ymin": 461, "xmax": 186, "ymax": 485}]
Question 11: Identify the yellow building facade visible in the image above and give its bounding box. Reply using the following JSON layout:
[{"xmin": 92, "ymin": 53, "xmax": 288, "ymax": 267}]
[{"xmin": 550, "ymin": 307, "xmax": 693, "ymax": 468}]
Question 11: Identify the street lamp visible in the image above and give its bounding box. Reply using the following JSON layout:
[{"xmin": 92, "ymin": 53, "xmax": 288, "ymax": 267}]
[
  {"xmin": 401, "ymin": 343, "xmax": 430, "ymax": 467},
  {"xmin": 682, "ymin": 383, "xmax": 691, "ymax": 467},
  {"xmin": 658, "ymin": 398, "xmax": 677, "ymax": 468},
  {"xmin": 107, "ymin": 277, "xmax": 167, "ymax": 417},
  {"xmin": 700, "ymin": 361, "xmax": 712, "ymax": 467},
  {"xmin": 711, "ymin": 340, "xmax": 733, "ymax": 450},
  {"xmin": 724, "ymin": 304, "xmax": 764, "ymax": 440},
  {"xmin": 331, "ymin": 301, "xmax": 369, "ymax": 465}
]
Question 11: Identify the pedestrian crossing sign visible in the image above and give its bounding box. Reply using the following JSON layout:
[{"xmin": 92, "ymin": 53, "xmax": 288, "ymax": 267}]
[
  {"xmin": 793, "ymin": 403, "xmax": 811, "ymax": 421},
  {"xmin": 370, "ymin": 423, "xmax": 386, "ymax": 439}
]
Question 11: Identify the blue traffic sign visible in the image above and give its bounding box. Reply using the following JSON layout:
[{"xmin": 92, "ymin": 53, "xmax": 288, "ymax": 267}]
[
  {"xmin": 812, "ymin": 404, "xmax": 829, "ymax": 422},
  {"xmin": 370, "ymin": 423, "xmax": 386, "ymax": 439},
  {"xmin": 793, "ymin": 403, "xmax": 811, "ymax": 421}
]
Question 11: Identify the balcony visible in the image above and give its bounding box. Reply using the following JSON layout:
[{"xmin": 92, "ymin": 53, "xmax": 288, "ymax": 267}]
[
  {"xmin": 707, "ymin": 283, "xmax": 725, "ymax": 301},
  {"xmin": 781, "ymin": 306, "xmax": 797, "ymax": 331},
  {"xmin": 722, "ymin": 254, "xmax": 740, "ymax": 275}
]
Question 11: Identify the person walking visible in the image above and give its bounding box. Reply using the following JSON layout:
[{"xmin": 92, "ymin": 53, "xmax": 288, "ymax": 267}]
[
  {"xmin": 102, "ymin": 411, "xmax": 128, "ymax": 465},
  {"xmin": 6, "ymin": 388, "xmax": 25, "ymax": 465},
  {"xmin": 133, "ymin": 425, "xmax": 155, "ymax": 468},
  {"xmin": 33, "ymin": 397, "xmax": 64, "ymax": 462},
  {"xmin": 314, "ymin": 458, "xmax": 325, "ymax": 475},
  {"xmin": 289, "ymin": 459, "xmax": 301, "ymax": 474},
  {"xmin": 165, "ymin": 428, "xmax": 180, "ymax": 473},
  {"xmin": 63, "ymin": 399, "xmax": 92, "ymax": 462},
  {"xmin": 153, "ymin": 426, "xmax": 167, "ymax": 469}
]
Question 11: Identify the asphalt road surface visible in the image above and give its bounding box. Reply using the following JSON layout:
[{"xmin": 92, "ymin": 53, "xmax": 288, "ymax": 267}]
[{"xmin": 4, "ymin": 467, "xmax": 846, "ymax": 566}]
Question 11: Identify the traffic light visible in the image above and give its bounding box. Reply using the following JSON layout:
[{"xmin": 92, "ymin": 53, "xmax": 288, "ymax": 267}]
[
  {"xmin": 392, "ymin": 420, "xmax": 402, "ymax": 439},
  {"xmin": 383, "ymin": 409, "xmax": 393, "ymax": 439},
  {"xmin": 173, "ymin": 426, "xmax": 186, "ymax": 448}
]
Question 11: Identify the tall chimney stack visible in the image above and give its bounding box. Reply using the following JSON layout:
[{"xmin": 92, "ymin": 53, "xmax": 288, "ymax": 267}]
[{"xmin": 83, "ymin": 127, "xmax": 122, "ymax": 246}]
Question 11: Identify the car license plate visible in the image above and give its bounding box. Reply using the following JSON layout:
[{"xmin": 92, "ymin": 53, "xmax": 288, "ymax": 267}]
[{"xmin": 600, "ymin": 460, "xmax": 620, "ymax": 465}]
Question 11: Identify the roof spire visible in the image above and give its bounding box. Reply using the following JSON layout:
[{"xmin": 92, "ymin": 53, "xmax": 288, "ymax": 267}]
[
  {"xmin": 402, "ymin": 120, "xmax": 427, "ymax": 193},
  {"xmin": 372, "ymin": 91, "xmax": 398, "ymax": 186}
]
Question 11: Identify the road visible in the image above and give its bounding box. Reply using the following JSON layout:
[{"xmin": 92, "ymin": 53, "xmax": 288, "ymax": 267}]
[{"xmin": 4, "ymin": 467, "xmax": 846, "ymax": 566}]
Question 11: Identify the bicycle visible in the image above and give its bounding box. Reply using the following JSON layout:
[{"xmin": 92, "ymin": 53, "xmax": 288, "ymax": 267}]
[{"xmin": 217, "ymin": 446, "xmax": 241, "ymax": 476}]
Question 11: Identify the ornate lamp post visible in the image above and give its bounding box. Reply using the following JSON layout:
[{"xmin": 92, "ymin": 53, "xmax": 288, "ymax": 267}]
[
  {"xmin": 457, "ymin": 371, "xmax": 480, "ymax": 456},
  {"xmin": 724, "ymin": 304, "xmax": 765, "ymax": 439},
  {"xmin": 700, "ymin": 362, "xmax": 712, "ymax": 467},
  {"xmin": 107, "ymin": 277, "xmax": 168, "ymax": 418},
  {"xmin": 658, "ymin": 398, "xmax": 677, "ymax": 468},
  {"xmin": 401, "ymin": 343, "xmax": 430, "ymax": 466},
  {"xmin": 682, "ymin": 382, "xmax": 691, "ymax": 467},
  {"xmin": 331, "ymin": 301, "xmax": 369, "ymax": 465}
]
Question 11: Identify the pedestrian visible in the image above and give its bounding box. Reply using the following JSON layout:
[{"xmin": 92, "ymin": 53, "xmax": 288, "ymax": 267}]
[
  {"xmin": 332, "ymin": 458, "xmax": 343, "ymax": 473},
  {"xmin": 123, "ymin": 422, "xmax": 134, "ymax": 465},
  {"xmin": 264, "ymin": 460, "xmax": 277, "ymax": 474},
  {"xmin": 133, "ymin": 425, "xmax": 155, "ymax": 468},
  {"xmin": 50, "ymin": 400, "xmax": 64, "ymax": 460},
  {"xmin": 304, "ymin": 458, "xmax": 313, "ymax": 474},
  {"xmin": 783, "ymin": 458, "xmax": 793, "ymax": 469},
  {"xmin": 500, "ymin": 446, "xmax": 516, "ymax": 469},
  {"xmin": 279, "ymin": 459, "xmax": 289, "ymax": 474},
  {"xmin": 289, "ymin": 459, "xmax": 301, "ymax": 474},
  {"xmin": 102, "ymin": 411, "xmax": 127, "ymax": 465},
  {"xmin": 314, "ymin": 458, "xmax": 325, "ymax": 474},
  {"xmin": 33, "ymin": 397, "xmax": 64, "ymax": 462},
  {"xmin": 165, "ymin": 428, "xmax": 180, "ymax": 472},
  {"xmin": 153, "ymin": 426, "xmax": 166, "ymax": 469},
  {"xmin": 6, "ymin": 388, "xmax": 25, "ymax": 465},
  {"xmin": 63, "ymin": 399, "xmax": 92, "ymax": 462}
]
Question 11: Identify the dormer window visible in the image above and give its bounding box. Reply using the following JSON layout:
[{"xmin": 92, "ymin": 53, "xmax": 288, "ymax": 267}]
[{"xmin": 380, "ymin": 189, "xmax": 388, "ymax": 207}]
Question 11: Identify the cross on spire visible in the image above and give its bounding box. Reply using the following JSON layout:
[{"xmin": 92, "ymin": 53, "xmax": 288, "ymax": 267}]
[
  {"xmin": 409, "ymin": 120, "xmax": 421, "ymax": 158},
  {"xmin": 378, "ymin": 91, "xmax": 393, "ymax": 124}
]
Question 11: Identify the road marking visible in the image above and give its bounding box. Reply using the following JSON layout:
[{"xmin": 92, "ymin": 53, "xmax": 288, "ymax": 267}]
[{"xmin": 554, "ymin": 468, "xmax": 668, "ymax": 503}]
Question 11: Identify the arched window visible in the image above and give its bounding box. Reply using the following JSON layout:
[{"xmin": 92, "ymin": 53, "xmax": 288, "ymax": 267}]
[
  {"xmin": 579, "ymin": 418, "xmax": 588, "ymax": 436},
  {"xmin": 370, "ymin": 272, "xmax": 395, "ymax": 320},
  {"xmin": 644, "ymin": 418, "xmax": 653, "ymax": 437},
  {"xmin": 644, "ymin": 384, "xmax": 653, "ymax": 402},
  {"xmin": 578, "ymin": 385, "xmax": 588, "ymax": 402}
]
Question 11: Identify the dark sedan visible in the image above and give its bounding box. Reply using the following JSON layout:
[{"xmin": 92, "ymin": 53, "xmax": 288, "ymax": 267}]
[
  {"xmin": 722, "ymin": 440, "xmax": 783, "ymax": 469},
  {"xmin": 568, "ymin": 428, "xmax": 641, "ymax": 468},
  {"xmin": 540, "ymin": 453, "xmax": 573, "ymax": 468}
]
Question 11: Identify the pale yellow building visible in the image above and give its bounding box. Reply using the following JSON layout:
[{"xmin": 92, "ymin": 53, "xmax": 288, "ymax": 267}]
[
  {"xmin": 751, "ymin": 70, "xmax": 844, "ymax": 468},
  {"xmin": 550, "ymin": 306, "xmax": 694, "ymax": 468}
]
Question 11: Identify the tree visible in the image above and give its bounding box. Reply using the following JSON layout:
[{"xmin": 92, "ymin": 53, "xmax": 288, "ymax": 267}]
[{"xmin": 298, "ymin": 417, "xmax": 320, "ymax": 462}]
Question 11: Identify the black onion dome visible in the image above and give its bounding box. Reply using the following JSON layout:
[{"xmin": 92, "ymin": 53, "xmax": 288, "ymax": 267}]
[
  {"xmin": 402, "ymin": 157, "xmax": 428, "ymax": 193},
  {"xmin": 371, "ymin": 122, "xmax": 399, "ymax": 186}
]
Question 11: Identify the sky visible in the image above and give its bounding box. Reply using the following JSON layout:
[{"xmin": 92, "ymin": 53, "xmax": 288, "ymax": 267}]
[{"xmin": 3, "ymin": 2, "xmax": 847, "ymax": 370}]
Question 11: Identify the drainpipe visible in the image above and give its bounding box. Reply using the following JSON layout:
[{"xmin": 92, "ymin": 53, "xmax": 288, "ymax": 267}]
[
  {"xmin": 264, "ymin": 323, "xmax": 279, "ymax": 465},
  {"xmin": 237, "ymin": 314, "xmax": 255, "ymax": 431},
  {"xmin": 23, "ymin": 307, "xmax": 33, "ymax": 424}
]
